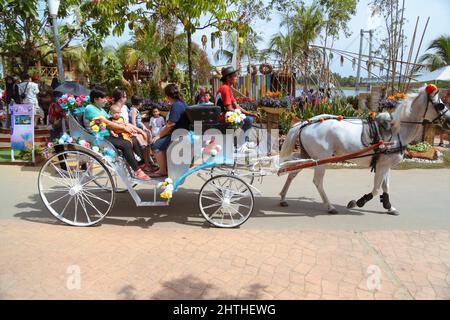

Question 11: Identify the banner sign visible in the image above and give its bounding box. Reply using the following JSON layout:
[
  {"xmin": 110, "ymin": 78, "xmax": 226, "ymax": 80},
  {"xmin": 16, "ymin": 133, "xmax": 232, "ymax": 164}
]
[{"xmin": 10, "ymin": 104, "xmax": 34, "ymax": 152}]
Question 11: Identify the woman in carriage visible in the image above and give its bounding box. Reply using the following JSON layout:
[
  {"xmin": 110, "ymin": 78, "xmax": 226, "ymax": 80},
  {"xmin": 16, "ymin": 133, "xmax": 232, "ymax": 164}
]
[
  {"xmin": 83, "ymin": 89, "xmax": 150, "ymax": 181},
  {"xmin": 149, "ymin": 83, "xmax": 190, "ymax": 177}
]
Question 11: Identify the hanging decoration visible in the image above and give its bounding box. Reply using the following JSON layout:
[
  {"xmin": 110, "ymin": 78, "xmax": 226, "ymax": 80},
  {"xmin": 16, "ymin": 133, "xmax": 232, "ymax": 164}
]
[
  {"xmin": 247, "ymin": 64, "xmax": 257, "ymax": 76},
  {"xmin": 340, "ymin": 55, "xmax": 344, "ymax": 67},
  {"xmin": 219, "ymin": 35, "xmax": 224, "ymax": 50},
  {"xmin": 367, "ymin": 59, "xmax": 373, "ymax": 73},
  {"xmin": 352, "ymin": 58, "xmax": 356, "ymax": 70},
  {"xmin": 379, "ymin": 63, "xmax": 384, "ymax": 75},
  {"xmin": 201, "ymin": 35, "xmax": 207, "ymax": 50},
  {"xmin": 211, "ymin": 33, "xmax": 216, "ymax": 49},
  {"xmin": 259, "ymin": 63, "xmax": 273, "ymax": 75}
]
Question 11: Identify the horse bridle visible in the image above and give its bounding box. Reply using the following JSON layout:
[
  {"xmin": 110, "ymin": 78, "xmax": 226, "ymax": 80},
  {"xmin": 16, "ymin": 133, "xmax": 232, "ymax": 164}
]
[{"xmin": 401, "ymin": 90, "xmax": 449, "ymax": 126}]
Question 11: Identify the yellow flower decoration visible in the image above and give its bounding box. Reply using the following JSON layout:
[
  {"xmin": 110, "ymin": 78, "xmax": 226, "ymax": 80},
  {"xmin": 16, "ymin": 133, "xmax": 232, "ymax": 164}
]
[{"xmin": 91, "ymin": 125, "xmax": 100, "ymax": 133}]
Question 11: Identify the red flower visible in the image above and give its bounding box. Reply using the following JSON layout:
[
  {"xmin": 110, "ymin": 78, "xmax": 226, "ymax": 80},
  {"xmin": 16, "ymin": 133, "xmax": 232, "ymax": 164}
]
[
  {"xmin": 425, "ymin": 84, "xmax": 438, "ymax": 95},
  {"xmin": 337, "ymin": 115, "xmax": 344, "ymax": 121},
  {"xmin": 63, "ymin": 98, "xmax": 68, "ymax": 103}
]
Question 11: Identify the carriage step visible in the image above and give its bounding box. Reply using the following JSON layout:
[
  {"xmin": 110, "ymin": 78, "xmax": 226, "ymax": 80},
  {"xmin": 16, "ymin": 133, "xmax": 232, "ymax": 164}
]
[
  {"xmin": 136, "ymin": 201, "xmax": 170, "ymax": 207},
  {"xmin": 131, "ymin": 176, "xmax": 167, "ymax": 186}
]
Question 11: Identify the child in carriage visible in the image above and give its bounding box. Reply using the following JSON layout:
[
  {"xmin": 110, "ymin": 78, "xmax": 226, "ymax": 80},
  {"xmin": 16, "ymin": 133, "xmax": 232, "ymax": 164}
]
[
  {"xmin": 129, "ymin": 95, "xmax": 154, "ymax": 171},
  {"xmin": 149, "ymin": 105, "xmax": 165, "ymax": 139},
  {"xmin": 109, "ymin": 104, "xmax": 152, "ymax": 172}
]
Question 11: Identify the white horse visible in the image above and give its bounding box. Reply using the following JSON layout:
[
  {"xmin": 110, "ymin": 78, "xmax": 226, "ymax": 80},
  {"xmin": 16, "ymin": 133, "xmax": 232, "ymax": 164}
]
[{"xmin": 279, "ymin": 85, "xmax": 450, "ymax": 215}]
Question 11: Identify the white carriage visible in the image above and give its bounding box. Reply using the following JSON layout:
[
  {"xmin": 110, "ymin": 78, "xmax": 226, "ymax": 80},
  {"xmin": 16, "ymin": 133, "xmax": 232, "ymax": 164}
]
[{"xmin": 38, "ymin": 105, "xmax": 278, "ymax": 228}]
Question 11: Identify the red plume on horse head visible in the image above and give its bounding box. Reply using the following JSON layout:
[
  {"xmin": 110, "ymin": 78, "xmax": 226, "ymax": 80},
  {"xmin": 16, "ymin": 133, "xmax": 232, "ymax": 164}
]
[{"xmin": 425, "ymin": 83, "xmax": 438, "ymax": 95}]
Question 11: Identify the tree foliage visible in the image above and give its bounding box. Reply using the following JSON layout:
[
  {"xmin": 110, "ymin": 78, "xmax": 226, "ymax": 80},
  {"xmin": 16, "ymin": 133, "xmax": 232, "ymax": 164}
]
[{"xmin": 418, "ymin": 35, "xmax": 450, "ymax": 71}]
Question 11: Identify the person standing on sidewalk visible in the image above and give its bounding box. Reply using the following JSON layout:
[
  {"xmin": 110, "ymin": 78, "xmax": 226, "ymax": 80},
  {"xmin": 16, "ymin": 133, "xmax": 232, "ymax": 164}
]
[{"xmin": 18, "ymin": 74, "xmax": 43, "ymax": 126}]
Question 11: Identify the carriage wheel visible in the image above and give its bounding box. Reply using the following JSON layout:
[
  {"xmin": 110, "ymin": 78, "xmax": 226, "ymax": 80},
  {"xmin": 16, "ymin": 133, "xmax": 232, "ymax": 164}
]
[
  {"xmin": 199, "ymin": 175, "xmax": 254, "ymax": 228},
  {"xmin": 38, "ymin": 150, "xmax": 115, "ymax": 226}
]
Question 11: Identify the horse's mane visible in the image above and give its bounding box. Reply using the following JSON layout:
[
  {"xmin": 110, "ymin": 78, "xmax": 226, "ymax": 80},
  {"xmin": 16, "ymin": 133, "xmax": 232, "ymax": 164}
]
[{"xmin": 391, "ymin": 87, "xmax": 424, "ymax": 132}]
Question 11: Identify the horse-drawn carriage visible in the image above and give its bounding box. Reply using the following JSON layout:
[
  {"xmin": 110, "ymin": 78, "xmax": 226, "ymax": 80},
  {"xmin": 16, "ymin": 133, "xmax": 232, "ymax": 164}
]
[
  {"xmin": 38, "ymin": 104, "xmax": 277, "ymax": 228},
  {"xmin": 38, "ymin": 84, "xmax": 450, "ymax": 227}
]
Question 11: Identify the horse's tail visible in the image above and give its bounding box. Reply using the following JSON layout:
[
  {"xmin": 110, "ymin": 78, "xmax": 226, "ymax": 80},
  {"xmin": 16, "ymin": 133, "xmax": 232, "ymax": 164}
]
[{"xmin": 280, "ymin": 121, "xmax": 305, "ymax": 160}]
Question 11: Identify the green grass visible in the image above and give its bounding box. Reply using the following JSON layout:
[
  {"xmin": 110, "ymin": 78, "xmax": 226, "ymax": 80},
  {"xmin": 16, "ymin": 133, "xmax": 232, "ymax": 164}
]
[{"xmin": 0, "ymin": 149, "xmax": 22, "ymax": 162}]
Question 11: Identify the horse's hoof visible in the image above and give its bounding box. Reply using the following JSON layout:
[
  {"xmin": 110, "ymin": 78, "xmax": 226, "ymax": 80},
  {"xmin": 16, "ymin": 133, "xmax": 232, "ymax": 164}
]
[
  {"xmin": 347, "ymin": 200, "xmax": 357, "ymax": 209},
  {"xmin": 328, "ymin": 208, "xmax": 339, "ymax": 215},
  {"xmin": 387, "ymin": 208, "xmax": 399, "ymax": 216},
  {"xmin": 280, "ymin": 201, "xmax": 289, "ymax": 207}
]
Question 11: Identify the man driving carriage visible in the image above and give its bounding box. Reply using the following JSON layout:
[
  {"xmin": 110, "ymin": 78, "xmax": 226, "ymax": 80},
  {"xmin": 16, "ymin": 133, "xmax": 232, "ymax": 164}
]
[{"xmin": 215, "ymin": 66, "xmax": 255, "ymax": 138}]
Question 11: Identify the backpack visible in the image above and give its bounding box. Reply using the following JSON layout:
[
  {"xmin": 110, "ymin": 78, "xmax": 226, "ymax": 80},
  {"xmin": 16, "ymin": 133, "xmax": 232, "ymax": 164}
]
[{"xmin": 20, "ymin": 82, "xmax": 29, "ymax": 100}]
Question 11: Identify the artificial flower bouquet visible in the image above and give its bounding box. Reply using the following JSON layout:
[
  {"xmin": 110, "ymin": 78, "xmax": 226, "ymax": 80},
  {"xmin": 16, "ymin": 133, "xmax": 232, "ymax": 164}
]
[
  {"xmin": 58, "ymin": 94, "xmax": 90, "ymax": 114},
  {"xmin": 225, "ymin": 109, "xmax": 246, "ymax": 129}
]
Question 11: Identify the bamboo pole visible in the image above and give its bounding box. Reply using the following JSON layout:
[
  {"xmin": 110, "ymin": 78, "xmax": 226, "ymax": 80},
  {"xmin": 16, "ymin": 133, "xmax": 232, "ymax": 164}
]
[
  {"xmin": 406, "ymin": 16, "xmax": 430, "ymax": 91},
  {"xmin": 397, "ymin": 0, "xmax": 406, "ymax": 89},
  {"xmin": 402, "ymin": 17, "xmax": 419, "ymax": 91}
]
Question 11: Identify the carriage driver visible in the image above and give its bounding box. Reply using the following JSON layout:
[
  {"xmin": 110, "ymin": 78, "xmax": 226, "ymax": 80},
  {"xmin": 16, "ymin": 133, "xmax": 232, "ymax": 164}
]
[{"xmin": 215, "ymin": 66, "xmax": 256, "ymax": 142}]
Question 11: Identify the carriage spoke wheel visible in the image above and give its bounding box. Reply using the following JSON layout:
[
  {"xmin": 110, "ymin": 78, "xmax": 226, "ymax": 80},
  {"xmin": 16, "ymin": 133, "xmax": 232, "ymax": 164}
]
[
  {"xmin": 199, "ymin": 175, "xmax": 254, "ymax": 228},
  {"xmin": 38, "ymin": 150, "xmax": 115, "ymax": 226},
  {"xmin": 91, "ymin": 167, "xmax": 136, "ymax": 193}
]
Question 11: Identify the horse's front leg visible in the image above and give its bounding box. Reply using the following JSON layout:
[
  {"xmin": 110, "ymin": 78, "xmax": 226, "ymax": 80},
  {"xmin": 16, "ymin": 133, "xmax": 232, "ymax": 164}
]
[
  {"xmin": 381, "ymin": 171, "xmax": 399, "ymax": 215},
  {"xmin": 279, "ymin": 171, "xmax": 299, "ymax": 207},
  {"xmin": 347, "ymin": 166, "xmax": 387, "ymax": 209},
  {"xmin": 313, "ymin": 166, "xmax": 338, "ymax": 214}
]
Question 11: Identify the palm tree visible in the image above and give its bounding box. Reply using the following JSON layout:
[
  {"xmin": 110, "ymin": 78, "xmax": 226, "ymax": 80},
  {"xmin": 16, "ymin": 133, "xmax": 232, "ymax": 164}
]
[
  {"xmin": 266, "ymin": 5, "xmax": 323, "ymax": 89},
  {"xmin": 418, "ymin": 35, "xmax": 450, "ymax": 71},
  {"xmin": 264, "ymin": 32, "xmax": 291, "ymax": 68},
  {"xmin": 213, "ymin": 31, "xmax": 262, "ymax": 65},
  {"xmin": 289, "ymin": 4, "xmax": 324, "ymax": 89}
]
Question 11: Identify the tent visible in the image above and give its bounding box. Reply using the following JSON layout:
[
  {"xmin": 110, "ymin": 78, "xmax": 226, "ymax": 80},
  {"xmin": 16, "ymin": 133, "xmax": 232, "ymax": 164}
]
[{"xmin": 414, "ymin": 66, "xmax": 450, "ymax": 82}]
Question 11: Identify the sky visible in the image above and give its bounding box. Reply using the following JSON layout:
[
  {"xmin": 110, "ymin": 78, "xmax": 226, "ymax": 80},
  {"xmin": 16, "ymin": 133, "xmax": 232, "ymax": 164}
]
[{"xmin": 105, "ymin": 0, "xmax": 450, "ymax": 77}]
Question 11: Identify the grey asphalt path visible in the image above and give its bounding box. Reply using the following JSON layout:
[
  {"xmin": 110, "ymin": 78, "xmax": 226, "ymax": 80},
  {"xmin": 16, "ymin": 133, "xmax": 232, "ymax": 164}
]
[{"xmin": 1, "ymin": 165, "xmax": 449, "ymax": 231}]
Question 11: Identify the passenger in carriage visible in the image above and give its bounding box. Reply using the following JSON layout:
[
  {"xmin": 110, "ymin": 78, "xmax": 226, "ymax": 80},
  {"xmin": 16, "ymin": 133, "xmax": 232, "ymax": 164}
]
[
  {"xmin": 111, "ymin": 88, "xmax": 130, "ymax": 124},
  {"xmin": 128, "ymin": 95, "xmax": 153, "ymax": 172},
  {"xmin": 149, "ymin": 83, "xmax": 190, "ymax": 177},
  {"xmin": 215, "ymin": 66, "xmax": 255, "ymax": 140},
  {"xmin": 84, "ymin": 89, "xmax": 150, "ymax": 181}
]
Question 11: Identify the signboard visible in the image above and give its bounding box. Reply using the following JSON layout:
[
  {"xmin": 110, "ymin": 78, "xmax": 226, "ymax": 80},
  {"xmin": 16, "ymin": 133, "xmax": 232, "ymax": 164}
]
[{"xmin": 10, "ymin": 104, "xmax": 34, "ymax": 162}]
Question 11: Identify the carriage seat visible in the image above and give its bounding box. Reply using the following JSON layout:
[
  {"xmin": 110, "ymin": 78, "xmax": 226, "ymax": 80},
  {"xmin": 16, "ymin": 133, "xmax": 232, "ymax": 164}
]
[{"xmin": 185, "ymin": 104, "xmax": 228, "ymax": 134}]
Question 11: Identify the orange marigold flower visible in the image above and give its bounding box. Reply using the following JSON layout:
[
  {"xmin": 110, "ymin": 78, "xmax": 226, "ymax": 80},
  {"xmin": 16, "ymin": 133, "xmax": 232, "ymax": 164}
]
[{"xmin": 319, "ymin": 118, "xmax": 325, "ymax": 123}]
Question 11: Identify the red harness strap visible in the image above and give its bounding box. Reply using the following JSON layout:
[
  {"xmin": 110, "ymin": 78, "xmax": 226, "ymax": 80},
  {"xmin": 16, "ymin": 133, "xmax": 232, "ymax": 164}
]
[{"xmin": 278, "ymin": 141, "xmax": 385, "ymax": 176}]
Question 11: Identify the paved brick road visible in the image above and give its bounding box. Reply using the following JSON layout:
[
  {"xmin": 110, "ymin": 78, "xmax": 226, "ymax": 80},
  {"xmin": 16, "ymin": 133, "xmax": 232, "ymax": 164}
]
[{"xmin": 1, "ymin": 219, "xmax": 449, "ymax": 300}]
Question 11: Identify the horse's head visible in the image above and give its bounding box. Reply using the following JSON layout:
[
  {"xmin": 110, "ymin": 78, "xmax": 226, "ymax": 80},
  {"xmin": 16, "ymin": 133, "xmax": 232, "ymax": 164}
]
[{"xmin": 423, "ymin": 84, "xmax": 450, "ymax": 130}]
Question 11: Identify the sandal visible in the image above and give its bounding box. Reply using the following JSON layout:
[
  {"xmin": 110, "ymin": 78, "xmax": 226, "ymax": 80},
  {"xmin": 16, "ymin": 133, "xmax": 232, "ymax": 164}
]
[
  {"xmin": 139, "ymin": 164, "xmax": 154, "ymax": 173},
  {"xmin": 148, "ymin": 171, "xmax": 168, "ymax": 178},
  {"xmin": 134, "ymin": 169, "xmax": 151, "ymax": 181}
]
